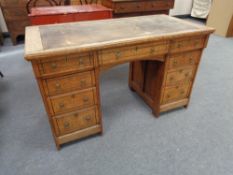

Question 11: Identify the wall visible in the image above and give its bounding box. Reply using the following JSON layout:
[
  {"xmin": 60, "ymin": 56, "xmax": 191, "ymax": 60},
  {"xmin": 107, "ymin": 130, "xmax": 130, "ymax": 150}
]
[
  {"xmin": 0, "ymin": 8, "xmax": 8, "ymax": 32},
  {"xmin": 170, "ymin": 0, "xmax": 193, "ymax": 16}
]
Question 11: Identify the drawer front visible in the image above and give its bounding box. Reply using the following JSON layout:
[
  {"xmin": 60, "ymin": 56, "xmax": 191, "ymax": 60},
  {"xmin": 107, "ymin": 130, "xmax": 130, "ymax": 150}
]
[
  {"xmin": 162, "ymin": 83, "xmax": 190, "ymax": 104},
  {"xmin": 44, "ymin": 71, "xmax": 95, "ymax": 96},
  {"xmin": 170, "ymin": 37, "xmax": 206, "ymax": 53},
  {"xmin": 49, "ymin": 88, "xmax": 96, "ymax": 115},
  {"xmin": 115, "ymin": 2, "xmax": 144, "ymax": 13},
  {"xmin": 53, "ymin": 106, "xmax": 98, "ymax": 135},
  {"xmin": 39, "ymin": 54, "xmax": 94, "ymax": 76},
  {"xmin": 168, "ymin": 51, "xmax": 201, "ymax": 70},
  {"xmin": 99, "ymin": 42, "xmax": 168, "ymax": 65},
  {"xmin": 144, "ymin": 0, "xmax": 173, "ymax": 11},
  {"xmin": 165, "ymin": 68, "xmax": 195, "ymax": 86}
]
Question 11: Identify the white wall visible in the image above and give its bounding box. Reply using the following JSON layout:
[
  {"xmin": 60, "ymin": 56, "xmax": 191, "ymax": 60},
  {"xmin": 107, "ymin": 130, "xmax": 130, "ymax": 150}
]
[
  {"xmin": 170, "ymin": 0, "xmax": 193, "ymax": 16},
  {"xmin": 0, "ymin": 8, "xmax": 8, "ymax": 32}
]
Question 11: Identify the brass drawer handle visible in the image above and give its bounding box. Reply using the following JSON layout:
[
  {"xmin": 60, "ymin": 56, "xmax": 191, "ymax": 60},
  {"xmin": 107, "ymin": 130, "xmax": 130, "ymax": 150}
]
[
  {"xmin": 59, "ymin": 103, "xmax": 65, "ymax": 109},
  {"xmin": 166, "ymin": 94, "xmax": 171, "ymax": 98},
  {"xmin": 177, "ymin": 43, "xmax": 182, "ymax": 48},
  {"xmin": 189, "ymin": 58, "xmax": 194, "ymax": 64},
  {"xmin": 136, "ymin": 5, "xmax": 140, "ymax": 8},
  {"xmin": 71, "ymin": 94, "xmax": 76, "ymax": 98},
  {"xmin": 173, "ymin": 60, "xmax": 178, "ymax": 65},
  {"xmin": 180, "ymin": 90, "xmax": 185, "ymax": 95},
  {"xmin": 169, "ymin": 76, "xmax": 174, "ymax": 81},
  {"xmin": 83, "ymin": 96, "xmax": 89, "ymax": 103},
  {"xmin": 185, "ymin": 73, "xmax": 189, "ymax": 77},
  {"xmin": 80, "ymin": 80, "xmax": 86, "ymax": 87},
  {"xmin": 55, "ymin": 83, "xmax": 61, "ymax": 89},
  {"xmin": 74, "ymin": 113, "xmax": 79, "ymax": 118},
  {"xmin": 150, "ymin": 48, "xmax": 155, "ymax": 55},
  {"xmin": 79, "ymin": 58, "xmax": 84, "ymax": 65},
  {"xmin": 115, "ymin": 51, "xmax": 121, "ymax": 60},
  {"xmin": 51, "ymin": 63, "xmax": 57, "ymax": 69},
  {"xmin": 84, "ymin": 115, "xmax": 92, "ymax": 121},
  {"xmin": 64, "ymin": 122, "xmax": 70, "ymax": 128},
  {"xmin": 194, "ymin": 41, "xmax": 199, "ymax": 46},
  {"xmin": 135, "ymin": 46, "xmax": 138, "ymax": 52}
]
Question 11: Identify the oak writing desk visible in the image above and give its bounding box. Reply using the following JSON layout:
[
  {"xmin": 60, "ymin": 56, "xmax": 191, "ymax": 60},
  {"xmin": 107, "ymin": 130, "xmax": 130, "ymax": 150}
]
[{"xmin": 24, "ymin": 15, "xmax": 214, "ymax": 149}]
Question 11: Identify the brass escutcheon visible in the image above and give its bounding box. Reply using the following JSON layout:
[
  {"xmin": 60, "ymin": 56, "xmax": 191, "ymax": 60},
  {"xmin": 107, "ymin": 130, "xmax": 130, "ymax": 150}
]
[{"xmin": 51, "ymin": 63, "xmax": 57, "ymax": 69}]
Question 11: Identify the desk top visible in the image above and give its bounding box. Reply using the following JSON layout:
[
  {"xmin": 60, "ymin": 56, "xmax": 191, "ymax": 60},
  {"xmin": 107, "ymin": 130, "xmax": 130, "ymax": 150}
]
[
  {"xmin": 25, "ymin": 15, "xmax": 214, "ymax": 60},
  {"xmin": 29, "ymin": 4, "xmax": 112, "ymax": 16}
]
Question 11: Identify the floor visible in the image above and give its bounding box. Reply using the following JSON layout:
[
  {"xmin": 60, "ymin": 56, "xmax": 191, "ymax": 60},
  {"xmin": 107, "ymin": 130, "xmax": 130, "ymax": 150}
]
[{"xmin": 0, "ymin": 20, "xmax": 233, "ymax": 175}]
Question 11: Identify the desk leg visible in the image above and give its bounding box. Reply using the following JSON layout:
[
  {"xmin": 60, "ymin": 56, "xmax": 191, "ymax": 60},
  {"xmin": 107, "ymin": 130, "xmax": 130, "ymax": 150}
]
[{"xmin": 128, "ymin": 62, "xmax": 135, "ymax": 92}]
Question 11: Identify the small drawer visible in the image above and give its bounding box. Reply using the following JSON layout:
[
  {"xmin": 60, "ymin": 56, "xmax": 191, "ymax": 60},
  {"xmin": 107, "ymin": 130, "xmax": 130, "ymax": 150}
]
[
  {"xmin": 144, "ymin": 0, "xmax": 172, "ymax": 11},
  {"xmin": 162, "ymin": 83, "xmax": 191, "ymax": 104},
  {"xmin": 38, "ymin": 54, "xmax": 94, "ymax": 76},
  {"xmin": 115, "ymin": 2, "xmax": 144, "ymax": 13},
  {"xmin": 49, "ymin": 88, "xmax": 96, "ymax": 115},
  {"xmin": 170, "ymin": 37, "xmax": 206, "ymax": 53},
  {"xmin": 99, "ymin": 42, "xmax": 168, "ymax": 65},
  {"xmin": 53, "ymin": 106, "xmax": 98, "ymax": 136},
  {"xmin": 168, "ymin": 51, "xmax": 201, "ymax": 70},
  {"xmin": 43, "ymin": 71, "xmax": 95, "ymax": 96},
  {"xmin": 165, "ymin": 68, "xmax": 195, "ymax": 86}
]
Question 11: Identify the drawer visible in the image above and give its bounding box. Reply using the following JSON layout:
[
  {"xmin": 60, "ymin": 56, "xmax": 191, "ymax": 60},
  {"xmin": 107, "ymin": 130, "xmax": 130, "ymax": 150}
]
[
  {"xmin": 170, "ymin": 37, "xmax": 206, "ymax": 53},
  {"xmin": 49, "ymin": 88, "xmax": 97, "ymax": 115},
  {"xmin": 53, "ymin": 106, "xmax": 98, "ymax": 136},
  {"xmin": 165, "ymin": 68, "xmax": 195, "ymax": 86},
  {"xmin": 99, "ymin": 42, "xmax": 168, "ymax": 65},
  {"xmin": 114, "ymin": 2, "xmax": 144, "ymax": 13},
  {"xmin": 162, "ymin": 83, "xmax": 191, "ymax": 104},
  {"xmin": 144, "ymin": 0, "xmax": 173, "ymax": 11},
  {"xmin": 43, "ymin": 71, "xmax": 95, "ymax": 96},
  {"xmin": 38, "ymin": 54, "xmax": 94, "ymax": 76},
  {"xmin": 168, "ymin": 51, "xmax": 201, "ymax": 70}
]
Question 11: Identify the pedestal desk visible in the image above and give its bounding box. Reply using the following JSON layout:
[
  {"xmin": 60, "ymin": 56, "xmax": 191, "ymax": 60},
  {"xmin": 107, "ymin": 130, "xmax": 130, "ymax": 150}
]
[{"xmin": 24, "ymin": 15, "xmax": 214, "ymax": 149}]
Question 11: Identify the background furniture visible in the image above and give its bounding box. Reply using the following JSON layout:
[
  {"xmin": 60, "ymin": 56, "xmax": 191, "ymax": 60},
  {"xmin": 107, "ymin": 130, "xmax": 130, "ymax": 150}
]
[
  {"xmin": 206, "ymin": 0, "xmax": 233, "ymax": 37},
  {"xmin": 191, "ymin": 0, "xmax": 211, "ymax": 19},
  {"xmin": 24, "ymin": 15, "xmax": 214, "ymax": 149},
  {"xmin": 101, "ymin": 0, "xmax": 174, "ymax": 17},
  {"xmin": 27, "ymin": 0, "xmax": 71, "ymax": 13},
  {"xmin": 71, "ymin": 0, "xmax": 100, "ymax": 5},
  {"xmin": 0, "ymin": 0, "xmax": 70, "ymax": 45},
  {"xmin": 29, "ymin": 4, "xmax": 112, "ymax": 25}
]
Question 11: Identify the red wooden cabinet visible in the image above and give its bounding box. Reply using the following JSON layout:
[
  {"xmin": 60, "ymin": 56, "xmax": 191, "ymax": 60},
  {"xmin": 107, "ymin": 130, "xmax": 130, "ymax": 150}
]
[{"xmin": 29, "ymin": 4, "xmax": 112, "ymax": 25}]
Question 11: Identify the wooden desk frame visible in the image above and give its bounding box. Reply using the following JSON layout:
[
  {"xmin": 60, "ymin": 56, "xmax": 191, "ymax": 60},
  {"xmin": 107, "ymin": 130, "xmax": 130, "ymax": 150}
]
[{"xmin": 25, "ymin": 15, "xmax": 214, "ymax": 149}]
